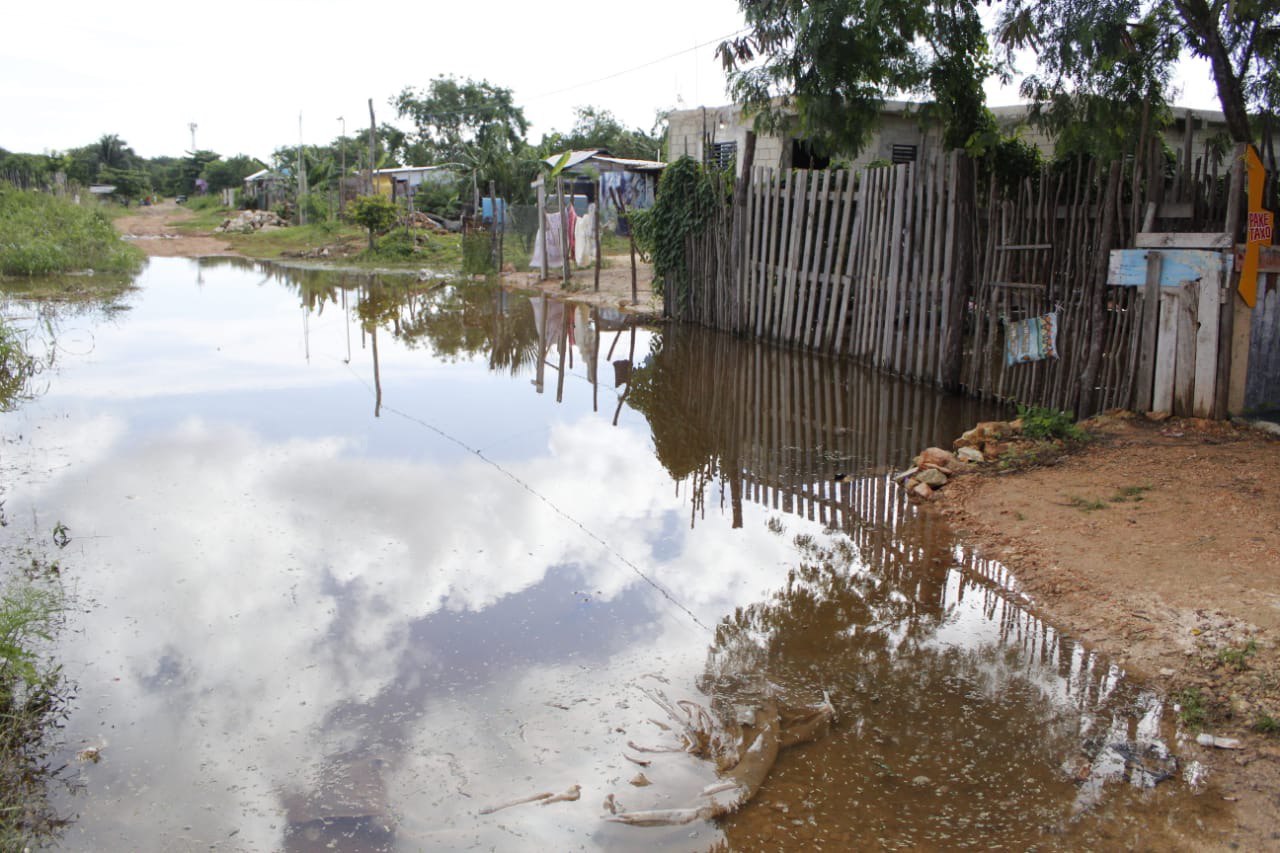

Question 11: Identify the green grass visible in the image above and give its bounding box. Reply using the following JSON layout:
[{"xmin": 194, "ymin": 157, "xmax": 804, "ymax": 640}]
[
  {"xmin": 0, "ymin": 553, "xmax": 72, "ymax": 847},
  {"xmin": 1218, "ymin": 639, "xmax": 1259, "ymax": 672},
  {"xmin": 0, "ymin": 185, "xmax": 145, "ymax": 276},
  {"xmin": 1254, "ymin": 714, "xmax": 1280, "ymax": 735},
  {"xmin": 1017, "ymin": 405, "xmax": 1089, "ymax": 442},
  {"xmin": 1174, "ymin": 687, "xmax": 1208, "ymax": 728},
  {"xmin": 0, "ymin": 320, "xmax": 38, "ymax": 412},
  {"xmin": 223, "ymin": 221, "xmax": 362, "ymax": 259}
]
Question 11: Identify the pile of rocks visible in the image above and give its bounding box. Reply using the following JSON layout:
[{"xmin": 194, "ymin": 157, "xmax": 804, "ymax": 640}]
[
  {"xmin": 406, "ymin": 212, "xmax": 449, "ymax": 233},
  {"xmin": 898, "ymin": 418, "xmax": 1025, "ymax": 499},
  {"xmin": 953, "ymin": 418, "xmax": 1024, "ymax": 460},
  {"xmin": 216, "ymin": 210, "xmax": 288, "ymax": 233}
]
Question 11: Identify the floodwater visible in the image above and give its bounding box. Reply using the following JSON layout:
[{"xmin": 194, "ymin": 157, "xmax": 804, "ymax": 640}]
[{"xmin": 0, "ymin": 257, "xmax": 1229, "ymax": 850}]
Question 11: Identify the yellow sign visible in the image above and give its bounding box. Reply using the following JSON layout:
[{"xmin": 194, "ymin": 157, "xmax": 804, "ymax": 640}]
[{"xmin": 1240, "ymin": 145, "xmax": 1272, "ymax": 307}]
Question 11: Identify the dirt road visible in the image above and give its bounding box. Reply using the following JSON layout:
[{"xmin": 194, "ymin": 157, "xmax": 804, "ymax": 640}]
[
  {"xmin": 937, "ymin": 414, "xmax": 1280, "ymax": 848},
  {"xmin": 113, "ymin": 201, "xmax": 236, "ymax": 258}
]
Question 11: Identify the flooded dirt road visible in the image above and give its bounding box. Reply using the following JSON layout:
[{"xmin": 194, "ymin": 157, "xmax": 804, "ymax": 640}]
[{"xmin": 0, "ymin": 257, "xmax": 1238, "ymax": 849}]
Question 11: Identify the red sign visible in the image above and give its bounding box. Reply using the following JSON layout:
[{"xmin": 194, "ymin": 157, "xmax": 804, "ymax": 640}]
[{"xmin": 1249, "ymin": 210, "xmax": 1274, "ymax": 244}]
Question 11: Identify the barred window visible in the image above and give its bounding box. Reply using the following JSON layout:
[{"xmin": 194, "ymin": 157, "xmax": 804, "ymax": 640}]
[
  {"xmin": 891, "ymin": 144, "xmax": 918, "ymax": 164},
  {"xmin": 706, "ymin": 141, "xmax": 738, "ymax": 170}
]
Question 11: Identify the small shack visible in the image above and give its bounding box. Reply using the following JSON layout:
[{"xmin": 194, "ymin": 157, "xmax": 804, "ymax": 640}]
[
  {"xmin": 372, "ymin": 166, "xmax": 457, "ymax": 203},
  {"xmin": 242, "ymin": 169, "xmax": 286, "ymax": 211},
  {"xmin": 531, "ymin": 149, "xmax": 665, "ymax": 280}
]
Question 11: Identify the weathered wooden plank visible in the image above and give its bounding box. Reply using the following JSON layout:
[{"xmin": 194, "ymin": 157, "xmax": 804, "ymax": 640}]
[
  {"xmin": 1244, "ymin": 274, "xmax": 1280, "ymax": 411},
  {"xmin": 1232, "ymin": 245, "xmax": 1280, "ymax": 274},
  {"xmin": 879, "ymin": 165, "xmax": 909, "ymax": 369},
  {"xmin": 1135, "ymin": 232, "xmax": 1232, "ymax": 249},
  {"xmin": 1152, "ymin": 290, "xmax": 1179, "ymax": 412},
  {"xmin": 1193, "ymin": 268, "xmax": 1222, "ymax": 417},
  {"xmin": 1134, "ymin": 252, "xmax": 1164, "ymax": 411},
  {"xmin": 798, "ymin": 170, "xmax": 830, "ymax": 347},
  {"xmin": 1108, "ymin": 248, "xmax": 1227, "ymax": 287},
  {"xmin": 822, "ymin": 175, "xmax": 853, "ymax": 348},
  {"xmin": 832, "ymin": 173, "xmax": 867, "ymax": 353},
  {"xmin": 1173, "ymin": 283, "xmax": 1198, "ymax": 415}
]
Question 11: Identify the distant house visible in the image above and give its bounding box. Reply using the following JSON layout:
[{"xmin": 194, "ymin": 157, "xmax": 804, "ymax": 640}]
[
  {"xmin": 372, "ymin": 166, "xmax": 457, "ymax": 202},
  {"xmin": 533, "ymin": 149, "xmax": 665, "ymax": 224},
  {"xmin": 242, "ymin": 169, "xmax": 285, "ymax": 210},
  {"xmin": 667, "ymin": 101, "xmax": 1234, "ymax": 174}
]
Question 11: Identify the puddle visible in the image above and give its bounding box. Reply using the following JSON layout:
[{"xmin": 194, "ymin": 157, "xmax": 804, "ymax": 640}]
[{"xmin": 0, "ymin": 257, "xmax": 1231, "ymax": 849}]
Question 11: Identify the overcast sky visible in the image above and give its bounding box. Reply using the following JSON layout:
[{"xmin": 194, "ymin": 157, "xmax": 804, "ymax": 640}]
[{"xmin": 3, "ymin": 1, "xmax": 1223, "ymax": 162}]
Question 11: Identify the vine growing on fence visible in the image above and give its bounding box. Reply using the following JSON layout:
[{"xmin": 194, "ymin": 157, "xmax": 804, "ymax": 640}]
[{"xmin": 631, "ymin": 156, "xmax": 729, "ymax": 309}]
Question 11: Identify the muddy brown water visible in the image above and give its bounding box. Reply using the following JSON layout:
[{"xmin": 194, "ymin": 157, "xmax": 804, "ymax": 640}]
[{"xmin": 0, "ymin": 257, "xmax": 1232, "ymax": 850}]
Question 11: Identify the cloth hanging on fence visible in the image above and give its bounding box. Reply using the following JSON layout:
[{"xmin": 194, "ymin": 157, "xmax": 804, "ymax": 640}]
[
  {"xmin": 1003, "ymin": 311, "xmax": 1060, "ymax": 366},
  {"xmin": 530, "ymin": 208, "xmax": 578, "ymax": 270},
  {"xmin": 574, "ymin": 203, "xmax": 597, "ymax": 266}
]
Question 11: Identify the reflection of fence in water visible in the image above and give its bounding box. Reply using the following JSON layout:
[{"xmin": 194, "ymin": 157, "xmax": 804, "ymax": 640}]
[
  {"xmin": 944, "ymin": 556, "xmax": 1137, "ymax": 722},
  {"xmin": 647, "ymin": 324, "xmax": 998, "ymax": 534}
]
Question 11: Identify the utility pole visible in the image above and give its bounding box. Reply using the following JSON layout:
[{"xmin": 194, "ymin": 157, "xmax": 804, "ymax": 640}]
[
  {"xmin": 367, "ymin": 98, "xmax": 377, "ymax": 196},
  {"xmin": 297, "ymin": 112, "xmax": 308, "ymax": 225},
  {"xmin": 188, "ymin": 122, "xmax": 197, "ymax": 152},
  {"xmin": 337, "ymin": 116, "xmax": 346, "ymax": 214}
]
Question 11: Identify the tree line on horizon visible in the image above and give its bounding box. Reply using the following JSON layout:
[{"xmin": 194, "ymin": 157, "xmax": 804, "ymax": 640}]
[
  {"xmin": 3, "ymin": 0, "xmax": 1276, "ymax": 214},
  {"xmin": 0, "ymin": 78, "xmax": 665, "ymax": 214}
]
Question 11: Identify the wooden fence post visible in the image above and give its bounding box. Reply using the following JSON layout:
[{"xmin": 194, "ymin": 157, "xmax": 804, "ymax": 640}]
[
  {"xmin": 1215, "ymin": 143, "xmax": 1247, "ymax": 418},
  {"xmin": 941, "ymin": 152, "xmax": 972, "ymax": 391},
  {"xmin": 1078, "ymin": 161, "xmax": 1123, "ymax": 417}
]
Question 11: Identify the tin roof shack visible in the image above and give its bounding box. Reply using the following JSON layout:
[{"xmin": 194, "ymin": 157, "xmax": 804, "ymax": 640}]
[
  {"xmin": 372, "ymin": 166, "xmax": 458, "ymax": 203},
  {"xmin": 242, "ymin": 169, "xmax": 287, "ymax": 211},
  {"xmin": 531, "ymin": 149, "xmax": 665, "ymax": 281}
]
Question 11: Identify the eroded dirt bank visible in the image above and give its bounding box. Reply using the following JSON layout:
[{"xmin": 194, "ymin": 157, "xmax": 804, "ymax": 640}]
[{"xmin": 933, "ymin": 413, "xmax": 1280, "ymax": 848}]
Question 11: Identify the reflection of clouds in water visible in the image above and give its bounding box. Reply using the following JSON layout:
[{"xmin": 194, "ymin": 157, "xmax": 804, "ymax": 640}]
[{"xmin": 20, "ymin": 409, "xmax": 807, "ymax": 849}]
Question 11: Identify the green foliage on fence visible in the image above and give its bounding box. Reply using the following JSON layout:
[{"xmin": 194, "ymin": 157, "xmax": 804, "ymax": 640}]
[{"xmin": 630, "ymin": 156, "xmax": 727, "ymax": 310}]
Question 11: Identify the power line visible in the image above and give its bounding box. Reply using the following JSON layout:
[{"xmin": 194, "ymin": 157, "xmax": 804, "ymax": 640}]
[{"xmin": 525, "ymin": 28, "xmax": 751, "ymax": 102}]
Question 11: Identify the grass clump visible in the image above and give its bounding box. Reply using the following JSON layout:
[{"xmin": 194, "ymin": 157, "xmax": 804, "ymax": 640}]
[
  {"xmin": 1254, "ymin": 714, "xmax": 1280, "ymax": 735},
  {"xmin": 1217, "ymin": 639, "xmax": 1259, "ymax": 672},
  {"xmin": 0, "ymin": 553, "xmax": 73, "ymax": 847},
  {"xmin": 0, "ymin": 185, "xmax": 145, "ymax": 276},
  {"xmin": 1174, "ymin": 686, "xmax": 1208, "ymax": 728},
  {"xmin": 1016, "ymin": 405, "xmax": 1089, "ymax": 442}
]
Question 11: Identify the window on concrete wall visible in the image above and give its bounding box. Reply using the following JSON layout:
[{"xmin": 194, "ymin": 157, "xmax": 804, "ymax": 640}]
[
  {"xmin": 790, "ymin": 139, "xmax": 831, "ymax": 170},
  {"xmin": 705, "ymin": 141, "xmax": 738, "ymax": 171},
  {"xmin": 891, "ymin": 144, "xmax": 918, "ymax": 164}
]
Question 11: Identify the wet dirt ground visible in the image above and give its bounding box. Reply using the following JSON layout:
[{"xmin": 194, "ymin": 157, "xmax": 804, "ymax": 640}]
[{"xmin": 938, "ymin": 414, "xmax": 1280, "ymax": 849}]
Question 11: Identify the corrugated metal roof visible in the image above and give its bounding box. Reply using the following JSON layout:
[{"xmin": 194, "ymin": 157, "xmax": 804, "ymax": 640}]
[{"xmin": 541, "ymin": 149, "xmax": 665, "ymax": 173}]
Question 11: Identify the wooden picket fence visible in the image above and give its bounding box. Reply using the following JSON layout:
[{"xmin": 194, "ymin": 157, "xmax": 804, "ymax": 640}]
[{"xmin": 673, "ymin": 147, "xmax": 1246, "ymax": 419}]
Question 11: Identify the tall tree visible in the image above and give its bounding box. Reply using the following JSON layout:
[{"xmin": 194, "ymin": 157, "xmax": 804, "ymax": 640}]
[
  {"xmin": 999, "ymin": 0, "xmax": 1278, "ymax": 144},
  {"xmin": 718, "ymin": 0, "xmax": 998, "ymax": 156},
  {"xmin": 393, "ymin": 76, "xmax": 528, "ymax": 164},
  {"xmin": 538, "ymin": 106, "xmax": 663, "ymax": 161}
]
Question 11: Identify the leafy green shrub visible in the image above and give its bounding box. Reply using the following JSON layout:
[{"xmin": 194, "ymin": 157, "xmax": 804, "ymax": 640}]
[
  {"xmin": 1016, "ymin": 405, "xmax": 1088, "ymax": 442},
  {"xmin": 347, "ymin": 194, "xmax": 398, "ymax": 249},
  {"xmin": 0, "ymin": 185, "xmax": 145, "ymax": 276},
  {"xmin": 1254, "ymin": 714, "xmax": 1280, "ymax": 735},
  {"xmin": 630, "ymin": 156, "xmax": 727, "ymax": 309}
]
